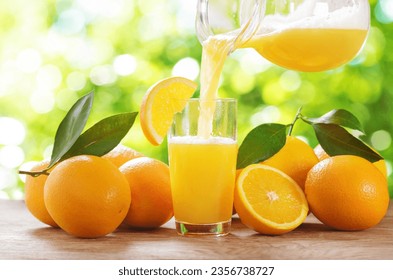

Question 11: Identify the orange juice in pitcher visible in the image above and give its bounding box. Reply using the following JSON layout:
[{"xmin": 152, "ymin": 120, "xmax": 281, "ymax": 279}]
[
  {"xmin": 243, "ymin": 28, "xmax": 368, "ymax": 72},
  {"xmin": 196, "ymin": 0, "xmax": 370, "ymax": 72}
]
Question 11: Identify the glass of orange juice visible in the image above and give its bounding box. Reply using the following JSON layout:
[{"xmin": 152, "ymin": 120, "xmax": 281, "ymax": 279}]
[{"xmin": 168, "ymin": 98, "xmax": 237, "ymax": 236}]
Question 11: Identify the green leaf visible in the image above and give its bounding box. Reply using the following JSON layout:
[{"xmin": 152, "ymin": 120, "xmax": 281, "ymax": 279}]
[
  {"xmin": 60, "ymin": 112, "xmax": 138, "ymax": 160},
  {"xmin": 237, "ymin": 123, "xmax": 287, "ymax": 169},
  {"xmin": 304, "ymin": 109, "xmax": 364, "ymax": 132},
  {"xmin": 312, "ymin": 123, "xmax": 383, "ymax": 162},
  {"xmin": 49, "ymin": 91, "xmax": 94, "ymax": 168}
]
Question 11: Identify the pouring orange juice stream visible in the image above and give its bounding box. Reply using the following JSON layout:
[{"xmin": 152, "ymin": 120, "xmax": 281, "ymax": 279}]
[
  {"xmin": 168, "ymin": 36, "xmax": 236, "ymax": 226},
  {"xmin": 168, "ymin": 1, "xmax": 368, "ymax": 226}
]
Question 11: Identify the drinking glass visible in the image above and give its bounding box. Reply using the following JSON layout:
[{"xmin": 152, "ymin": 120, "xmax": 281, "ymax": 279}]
[
  {"xmin": 196, "ymin": 0, "xmax": 370, "ymax": 72},
  {"xmin": 168, "ymin": 98, "xmax": 237, "ymax": 236}
]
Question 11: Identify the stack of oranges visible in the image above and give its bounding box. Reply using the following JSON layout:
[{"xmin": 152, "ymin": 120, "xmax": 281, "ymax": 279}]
[
  {"xmin": 24, "ymin": 145, "xmax": 173, "ymax": 238},
  {"xmin": 234, "ymin": 136, "xmax": 390, "ymax": 235}
]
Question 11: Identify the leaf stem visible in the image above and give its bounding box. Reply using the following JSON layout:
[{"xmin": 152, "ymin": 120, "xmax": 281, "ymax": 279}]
[
  {"xmin": 288, "ymin": 106, "xmax": 303, "ymax": 136},
  {"xmin": 18, "ymin": 169, "xmax": 50, "ymax": 177}
]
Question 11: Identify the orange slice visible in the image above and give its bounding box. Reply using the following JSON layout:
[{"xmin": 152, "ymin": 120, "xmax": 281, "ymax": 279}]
[
  {"xmin": 234, "ymin": 164, "xmax": 308, "ymax": 235},
  {"xmin": 140, "ymin": 77, "xmax": 198, "ymax": 145}
]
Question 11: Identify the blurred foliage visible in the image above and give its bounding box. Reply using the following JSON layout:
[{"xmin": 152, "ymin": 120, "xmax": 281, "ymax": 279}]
[{"xmin": 0, "ymin": 0, "xmax": 392, "ymax": 199}]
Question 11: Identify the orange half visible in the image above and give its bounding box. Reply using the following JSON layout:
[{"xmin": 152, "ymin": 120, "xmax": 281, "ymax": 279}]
[
  {"xmin": 140, "ymin": 77, "xmax": 197, "ymax": 146},
  {"xmin": 234, "ymin": 164, "xmax": 308, "ymax": 235}
]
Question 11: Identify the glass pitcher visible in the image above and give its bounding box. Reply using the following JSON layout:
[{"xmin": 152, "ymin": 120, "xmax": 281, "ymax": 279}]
[{"xmin": 196, "ymin": 0, "xmax": 370, "ymax": 72}]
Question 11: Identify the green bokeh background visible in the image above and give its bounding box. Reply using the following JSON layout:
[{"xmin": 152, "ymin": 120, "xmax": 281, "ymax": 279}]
[{"xmin": 0, "ymin": 0, "xmax": 392, "ymax": 199}]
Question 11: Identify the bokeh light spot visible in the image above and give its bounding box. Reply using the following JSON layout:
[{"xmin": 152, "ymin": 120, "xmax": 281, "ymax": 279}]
[
  {"xmin": 0, "ymin": 166, "xmax": 17, "ymax": 191},
  {"xmin": 138, "ymin": 15, "xmax": 169, "ymax": 41},
  {"xmin": 90, "ymin": 65, "xmax": 117, "ymax": 85},
  {"xmin": 171, "ymin": 57, "xmax": 200, "ymax": 80},
  {"xmin": 375, "ymin": 0, "xmax": 393, "ymax": 24},
  {"xmin": 361, "ymin": 27, "xmax": 385, "ymax": 67},
  {"xmin": 0, "ymin": 146, "xmax": 25, "ymax": 169},
  {"xmin": 11, "ymin": 189, "xmax": 24, "ymax": 200},
  {"xmin": 250, "ymin": 106, "xmax": 281, "ymax": 126},
  {"xmin": 297, "ymin": 81, "xmax": 316, "ymax": 104},
  {"xmin": 238, "ymin": 50, "xmax": 272, "ymax": 74},
  {"xmin": 76, "ymin": 0, "xmax": 128, "ymax": 20},
  {"xmin": 56, "ymin": 89, "xmax": 79, "ymax": 111},
  {"xmin": 54, "ymin": 8, "xmax": 86, "ymax": 35},
  {"xmin": 113, "ymin": 54, "xmax": 137, "ymax": 76},
  {"xmin": 66, "ymin": 71, "xmax": 86, "ymax": 91},
  {"xmin": 348, "ymin": 77, "xmax": 373, "ymax": 103},
  {"xmin": 174, "ymin": 0, "xmax": 197, "ymax": 33},
  {"xmin": 36, "ymin": 65, "xmax": 63, "ymax": 90},
  {"xmin": 16, "ymin": 49, "xmax": 42, "ymax": 73},
  {"xmin": 230, "ymin": 69, "xmax": 255, "ymax": 95},
  {"xmin": 279, "ymin": 71, "xmax": 301, "ymax": 92},
  {"xmin": 0, "ymin": 117, "xmax": 26, "ymax": 145},
  {"xmin": 262, "ymin": 80, "xmax": 290, "ymax": 105},
  {"xmin": 371, "ymin": 130, "xmax": 391, "ymax": 151},
  {"xmin": 30, "ymin": 90, "xmax": 55, "ymax": 114}
]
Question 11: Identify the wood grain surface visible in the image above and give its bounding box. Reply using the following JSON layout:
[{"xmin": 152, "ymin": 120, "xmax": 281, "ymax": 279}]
[{"xmin": 0, "ymin": 199, "xmax": 392, "ymax": 260}]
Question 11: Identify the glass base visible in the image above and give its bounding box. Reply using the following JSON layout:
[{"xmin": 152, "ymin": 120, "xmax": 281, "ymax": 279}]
[{"xmin": 175, "ymin": 220, "xmax": 231, "ymax": 236}]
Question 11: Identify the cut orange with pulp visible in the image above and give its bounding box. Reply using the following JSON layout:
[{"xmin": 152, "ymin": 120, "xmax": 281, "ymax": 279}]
[
  {"xmin": 140, "ymin": 77, "xmax": 198, "ymax": 145},
  {"xmin": 234, "ymin": 164, "xmax": 309, "ymax": 235}
]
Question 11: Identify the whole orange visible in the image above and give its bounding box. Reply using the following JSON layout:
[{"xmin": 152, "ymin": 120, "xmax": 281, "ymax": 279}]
[
  {"xmin": 305, "ymin": 155, "xmax": 389, "ymax": 231},
  {"xmin": 120, "ymin": 157, "xmax": 173, "ymax": 229},
  {"xmin": 24, "ymin": 160, "xmax": 58, "ymax": 227},
  {"xmin": 44, "ymin": 155, "xmax": 131, "ymax": 238},
  {"xmin": 102, "ymin": 144, "xmax": 144, "ymax": 168},
  {"xmin": 262, "ymin": 136, "xmax": 319, "ymax": 190},
  {"xmin": 314, "ymin": 144, "xmax": 387, "ymax": 177}
]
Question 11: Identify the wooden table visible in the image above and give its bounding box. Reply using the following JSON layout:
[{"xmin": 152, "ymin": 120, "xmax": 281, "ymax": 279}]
[{"xmin": 1, "ymin": 199, "xmax": 392, "ymax": 260}]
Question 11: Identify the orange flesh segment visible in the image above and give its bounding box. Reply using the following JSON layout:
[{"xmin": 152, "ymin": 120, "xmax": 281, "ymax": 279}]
[
  {"xmin": 140, "ymin": 77, "xmax": 197, "ymax": 145},
  {"xmin": 238, "ymin": 164, "xmax": 308, "ymax": 228}
]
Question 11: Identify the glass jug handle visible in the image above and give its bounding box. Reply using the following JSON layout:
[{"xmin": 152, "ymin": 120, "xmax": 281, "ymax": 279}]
[
  {"xmin": 195, "ymin": 0, "xmax": 211, "ymax": 44},
  {"xmin": 195, "ymin": 0, "xmax": 266, "ymax": 53}
]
